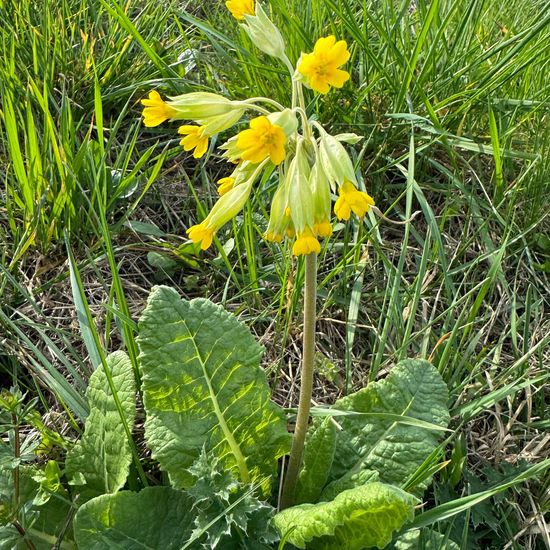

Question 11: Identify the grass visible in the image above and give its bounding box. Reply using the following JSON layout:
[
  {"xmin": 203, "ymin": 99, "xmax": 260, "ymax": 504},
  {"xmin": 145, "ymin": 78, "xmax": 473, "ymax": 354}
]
[{"xmin": 0, "ymin": 0, "xmax": 549, "ymax": 547}]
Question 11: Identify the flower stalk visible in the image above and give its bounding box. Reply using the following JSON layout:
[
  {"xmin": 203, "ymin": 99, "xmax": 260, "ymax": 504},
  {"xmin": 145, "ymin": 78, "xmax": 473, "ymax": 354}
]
[{"xmin": 280, "ymin": 251, "xmax": 317, "ymax": 509}]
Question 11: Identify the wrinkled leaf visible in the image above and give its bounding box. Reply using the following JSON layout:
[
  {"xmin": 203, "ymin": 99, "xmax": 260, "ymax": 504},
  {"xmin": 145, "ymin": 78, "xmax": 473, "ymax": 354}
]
[
  {"xmin": 392, "ymin": 528, "xmax": 460, "ymax": 549},
  {"xmin": 137, "ymin": 286, "xmax": 291, "ymax": 494},
  {"xmin": 295, "ymin": 417, "xmax": 337, "ymax": 504},
  {"xmin": 73, "ymin": 487, "xmax": 197, "ymax": 549},
  {"xmin": 274, "ymin": 482, "xmax": 417, "ymax": 549},
  {"xmin": 65, "ymin": 351, "xmax": 136, "ymax": 497},
  {"xmin": 320, "ymin": 468, "xmax": 379, "ymax": 502},
  {"xmin": 328, "ymin": 360, "xmax": 449, "ymax": 491}
]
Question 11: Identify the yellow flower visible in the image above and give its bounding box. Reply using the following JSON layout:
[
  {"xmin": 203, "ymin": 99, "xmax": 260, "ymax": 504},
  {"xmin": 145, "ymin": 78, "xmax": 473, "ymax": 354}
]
[
  {"xmin": 236, "ymin": 116, "xmax": 286, "ymax": 165},
  {"xmin": 226, "ymin": 0, "xmax": 254, "ymax": 20},
  {"xmin": 217, "ymin": 177, "xmax": 235, "ymax": 196},
  {"xmin": 313, "ymin": 221, "xmax": 333, "ymax": 238},
  {"xmin": 298, "ymin": 35, "xmax": 351, "ymax": 94},
  {"xmin": 293, "ymin": 228, "xmax": 321, "ymax": 256},
  {"xmin": 187, "ymin": 223, "xmax": 214, "ymax": 250},
  {"xmin": 141, "ymin": 91, "xmax": 178, "ymax": 127},
  {"xmin": 178, "ymin": 125, "xmax": 209, "ymax": 158},
  {"xmin": 334, "ymin": 181, "xmax": 375, "ymax": 221},
  {"xmin": 187, "ymin": 164, "xmax": 260, "ymax": 251}
]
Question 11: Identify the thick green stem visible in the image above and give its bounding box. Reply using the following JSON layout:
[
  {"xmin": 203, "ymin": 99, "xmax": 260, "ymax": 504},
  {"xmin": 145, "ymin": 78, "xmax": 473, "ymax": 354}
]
[{"xmin": 280, "ymin": 252, "xmax": 317, "ymax": 509}]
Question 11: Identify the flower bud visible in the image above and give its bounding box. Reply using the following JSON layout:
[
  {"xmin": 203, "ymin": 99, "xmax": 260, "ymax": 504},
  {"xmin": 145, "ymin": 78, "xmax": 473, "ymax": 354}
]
[
  {"xmin": 285, "ymin": 140, "xmax": 314, "ymax": 234},
  {"xmin": 310, "ymin": 161, "xmax": 332, "ymax": 234},
  {"xmin": 318, "ymin": 130, "xmax": 357, "ymax": 189},
  {"xmin": 167, "ymin": 92, "xmax": 242, "ymax": 119},
  {"xmin": 199, "ymin": 108, "xmax": 246, "ymax": 135},
  {"xmin": 243, "ymin": 3, "xmax": 286, "ymax": 60},
  {"xmin": 267, "ymin": 109, "xmax": 298, "ymax": 138}
]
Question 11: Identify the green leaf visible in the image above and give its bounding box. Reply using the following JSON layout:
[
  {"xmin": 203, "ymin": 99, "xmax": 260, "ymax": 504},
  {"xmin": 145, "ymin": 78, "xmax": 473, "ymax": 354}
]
[
  {"xmin": 320, "ymin": 469, "xmax": 379, "ymax": 503},
  {"xmin": 391, "ymin": 529, "xmax": 460, "ymax": 549},
  {"xmin": 65, "ymin": 351, "xmax": 136, "ymax": 497},
  {"xmin": 73, "ymin": 487, "xmax": 196, "ymax": 549},
  {"xmin": 274, "ymin": 482, "xmax": 417, "ymax": 550},
  {"xmin": 328, "ymin": 359, "xmax": 449, "ymax": 491},
  {"xmin": 137, "ymin": 286, "xmax": 291, "ymax": 494},
  {"xmin": 295, "ymin": 417, "xmax": 337, "ymax": 504}
]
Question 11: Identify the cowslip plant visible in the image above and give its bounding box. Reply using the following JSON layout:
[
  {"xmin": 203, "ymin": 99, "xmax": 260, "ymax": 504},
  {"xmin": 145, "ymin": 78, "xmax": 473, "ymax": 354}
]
[
  {"xmin": 141, "ymin": 0, "xmax": 377, "ymax": 510},
  {"xmin": 0, "ymin": 3, "xmax": 460, "ymax": 549}
]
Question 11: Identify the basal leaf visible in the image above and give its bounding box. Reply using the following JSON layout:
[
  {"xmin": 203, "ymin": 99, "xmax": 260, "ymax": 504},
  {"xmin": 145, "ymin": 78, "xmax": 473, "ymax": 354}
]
[
  {"xmin": 73, "ymin": 487, "xmax": 197, "ymax": 549},
  {"xmin": 274, "ymin": 482, "xmax": 417, "ymax": 550},
  {"xmin": 137, "ymin": 286, "xmax": 291, "ymax": 494},
  {"xmin": 65, "ymin": 351, "xmax": 136, "ymax": 497},
  {"xmin": 392, "ymin": 528, "xmax": 460, "ymax": 549},
  {"xmin": 328, "ymin": 359, "xmax": 449, "ymax": 490},
  {"xmin": 295, "ymin": 416, "xmax": 336, "ymax": 504},
  {"xmin": 320, "ymin": 468, "xmax": 379, "ymax": 502}
]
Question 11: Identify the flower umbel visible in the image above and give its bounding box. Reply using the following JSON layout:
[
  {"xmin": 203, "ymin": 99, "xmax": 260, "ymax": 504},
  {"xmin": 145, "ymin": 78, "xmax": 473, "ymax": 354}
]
[
  {"xmin": 334, "ymin": 180, "xmax": 375, "ymax": 221},
  {"xmin": 178, "ymin": 125, "xmax": 208, "ymax": 158},
  {"xmin": 141, "ymin": 91, "xmax": 178, "ymax": 127},
  {"xmin": 237, "ymin": 116, "xmax": 286, "ymax": 165},
  {"xmin": 298, "ymin": 36, "xmax": 351, "ymax": 94},
  {"xmin": 226, "ymin": 0, "xmax": 254, "ymax": 20}
]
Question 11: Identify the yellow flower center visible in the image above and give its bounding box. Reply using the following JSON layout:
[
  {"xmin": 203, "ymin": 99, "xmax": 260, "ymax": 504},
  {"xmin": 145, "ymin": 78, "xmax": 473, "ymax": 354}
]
[
  {"xmin": 298, "ymin": 36, "xmax": 351, "ymax": 94},
  {"xmin": 236, "ymin": 116, "xmax": 286, "ymax": 165}
]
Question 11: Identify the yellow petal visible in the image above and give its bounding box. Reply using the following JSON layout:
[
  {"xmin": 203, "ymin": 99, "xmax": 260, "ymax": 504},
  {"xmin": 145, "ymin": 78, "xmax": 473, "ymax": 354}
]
[
  {"xmin": 329, "ymin": 40, "xmax": 350, "ymax": 66},
  {"xmin": 140, "ymin": 90, "xmax": 162, "ymax": 107},
  {"xmin": 178, "ymin": 125, "xmax": 200, "ymax": 135},
  {"xmin": 193, "ymin": 137, "xmax": 209, "ymax": 158},
  {"xmin": 327, "ymin": 68, "xmax": 350, "ymax": 88},
  {"xmin": 249, "ymin": 115, "xmax": 270, "ymax": 130},
  {"xmin": 313, "ymin": 35, "xmax": 336, "ymax": 55},
  {"xmin": 309, "ymin": 75, "xmax": 331, "ymax": 94}
]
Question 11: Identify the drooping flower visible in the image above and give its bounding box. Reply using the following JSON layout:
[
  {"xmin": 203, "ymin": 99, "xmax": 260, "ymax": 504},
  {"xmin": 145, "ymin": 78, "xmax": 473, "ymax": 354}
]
[
  {"xmin": 318, "ymin": 129, "xmax": 358, "ymax": 189},
  {"xmin": 141, "ymin": 91, "xmax": 179, "ymax": 127},
  {"xmin": 310, "ymin": 162, "xmax": 333, "ymax": 238},
  {"xmin": 334, "ymin": 180, "xmax": 375, "ymax": 221},
  {"xmin": 187, "ymin": 223, "xmax": 215, "ymax": 250},
  {"xmin": 178, "ymin": 125, "xmax": 209, "ymax": 158},
  {"xmin": 298, "ymin": 36, "xmax": 350, "ymax": 94},
  {"xmin": 187, "ymin": 163, "xmax": 262, "ymax": 250},
  {"xmin": 217, "ymin": 177, "xmax": 235, "ymax": 196},
  {"xmin": 293, "ymin": 228, "xmax": 321, "ymax": 256},
  {"xmin": 241, "ymin": 2, "xmax": 286, "ymax": 60},
  {"xmin": 226, "ymin": 0, "xmax": 255, "ymax": 20},
  {"xmin": 236, "ymin": 116, "xmax": 286, "ymax": 165}
]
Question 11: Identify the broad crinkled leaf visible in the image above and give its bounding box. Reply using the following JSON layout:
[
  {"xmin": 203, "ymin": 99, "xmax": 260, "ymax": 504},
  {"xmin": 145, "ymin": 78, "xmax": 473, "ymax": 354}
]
[
  {"xmin": 274, "ymin": 482, "xmax": 417, "ymax": 549},
  {"xmin": 392, "ymin": 528, "xmax": 460, "ymax": 549},
  {"xmin": 65, "ymin": 351, "xmax": 136, "ymax": 497},
  {"xmin": 328, "ymin": 359, "xmax": 449, "ymax": 490},
  {"xmin": 137, "ymin": 286, "xmax": 291, "ymax": 494},
  {"xmin": 73, "ymin": 487, "xmax": 197, "ymax": 549},
  {"xmin": 295, "ymin": 416, "xmax": 337, "ymax": 504},
  {"xmin": 320, "ymin": 468, "xmax": 379, "ymax": 502}
]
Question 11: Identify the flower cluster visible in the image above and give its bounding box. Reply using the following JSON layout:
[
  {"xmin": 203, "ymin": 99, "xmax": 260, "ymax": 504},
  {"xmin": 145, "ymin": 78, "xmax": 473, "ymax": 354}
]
[{"xmin": 141, "ymin": 1, "xmax": 374, "ymax": 256}]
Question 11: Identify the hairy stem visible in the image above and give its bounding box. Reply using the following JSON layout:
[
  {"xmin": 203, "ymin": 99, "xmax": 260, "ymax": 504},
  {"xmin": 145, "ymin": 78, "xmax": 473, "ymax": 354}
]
[
  {"xmin": 12, "ymin": 413, "xmax": 20, "ymax": 512},
  {"xmin": 280, "ymin": 252, "xmax": 317, "ymax": 509}
]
